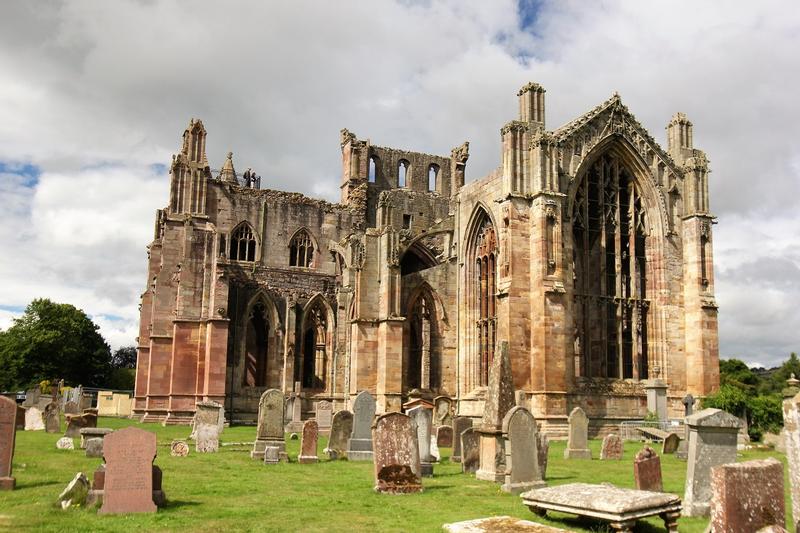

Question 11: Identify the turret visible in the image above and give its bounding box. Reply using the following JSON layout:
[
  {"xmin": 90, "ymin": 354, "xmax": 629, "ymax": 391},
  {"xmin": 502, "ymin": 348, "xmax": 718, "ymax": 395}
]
[
  {"xmin": 518, "ymin": 82, "xmax": 546, "ymax": 129},
  {"xmin": 666, "ymin": 112, "xmax": 693, "ymax": 162},
  {"xmin": 169, "ymin": 119, "xmax": 211, "ymax": 215},
  {"xmin": 219, "ymin": 151, "xmax": 237, "ymax": 183}
]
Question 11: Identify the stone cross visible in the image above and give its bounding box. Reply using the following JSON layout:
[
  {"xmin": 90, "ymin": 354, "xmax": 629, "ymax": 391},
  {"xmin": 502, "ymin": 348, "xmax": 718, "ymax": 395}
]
[
  {"xmin": 501, "ymin": 406, "xmax": 544, "ymax": 494},
  {"xmin": 299, "ymin": 419, "xmax": 319, "ymax": 463},
  {"xmin": 683, "ymin": 407, "xmax": 741, "ymax": 517},
  {"xmin": 315, "ymin": 400, "xmax": 332, "ymax": 432},
  {"xmin": 682, "ymin": 394, "xmax": 695, "ymax": 416},
  {"xmin": 325, "ymin": 410, "xmax": 353, "ymax": 460},
  {"xmin": 372, "ymin": 412, "xmax": 422, "ymax": 494},
  {"xmin": 782, "ymin": 391, "xmax": 800, "ymax": 530},
  {"xmin": 600, "ymin": 433, "xmax": 623, "ymax": 460},
  {"xmin": 710, "ymin": 458, "xmax": 785, "ymax": 533},
  {"xmin": 450, "ymin": 416, "xmax": 473, "ymax": 463},
  {"xmin": 407, "ymin": 406, "xmax": 434, "ymax": 477},
  {"xmin": 25, "ymin": 407, "xmax": 45, "ymax": 431},
  {"xmin": 634, "ymin": 446, "xmax": 663, "ymax": 492},
  {"xmin": 251, "ymin": 389, "xmax": 285, "ymax": 461},
  {"xmin": 460, "ymin": 427, "xmax": 479, "ymax": 474},
  {"xmin": 476, "ymin": 341, "xmax": 514, "ymax": 482},
  {"xmin": 347, "ymin": 390, "xmax": 376, "ymax": 461},
  {"xmin": 0, "ymin": 396, "xmax": 17, "ymax": 490},
  {"xmin": 99, "ymin": 427, "xmax": 157, "ymax": 514},
  {"xmin": 564, "ymin": 407, "xmax": 591, "ymax": 459}
]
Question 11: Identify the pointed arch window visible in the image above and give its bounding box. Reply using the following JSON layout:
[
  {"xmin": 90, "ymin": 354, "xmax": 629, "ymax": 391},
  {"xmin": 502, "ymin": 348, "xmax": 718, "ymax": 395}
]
[
  {"xmin": 231, "ymin": 223, "xmax": 257, "ymax": 262},
  {"xmin": 290, "ymin": 230, "xmax": 314, "ymax": 267},
  {"xmin": 407, "ymin": 290, "xmax": 440, "ymax": 391},
  {"xmin": 466, "ymin": 210, "xmax": 497, "ymax": 389},
  {"xmin": 243, "ymin": 302, "xmax": 270, "ymax": 387},
  {"xmin": 428, "ymin": 164, "xmax": 439, "ymax": 192},
  {"xmin": 368, "ymin": 156, "xmax": 377, "ymax": 183},
  {"xmin": 398, "ymin": 159, "xmax": 409, "ymax": 188},
  {"xmin": 298, "ymin": 302, "xmax": 328, "ymax": 390}
]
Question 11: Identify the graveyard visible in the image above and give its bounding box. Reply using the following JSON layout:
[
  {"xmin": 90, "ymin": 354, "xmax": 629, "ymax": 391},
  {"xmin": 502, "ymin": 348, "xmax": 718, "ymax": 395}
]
[{"xmin": 0, "ymin": 412, "xmax": 792, "ymax": 532}]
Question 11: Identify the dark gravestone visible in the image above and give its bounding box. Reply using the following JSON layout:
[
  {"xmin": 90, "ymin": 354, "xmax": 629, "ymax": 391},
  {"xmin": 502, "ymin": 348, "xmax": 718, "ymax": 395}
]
[
  {"xmin": 451, "ymin": 417, "xmax": 473, "ymax": 463},
  {"xmin": 299, "ymin": 420, "xmax": 319, "ymax": 463},
  {"xmin": 15, "ymin": 406, "xmax": 24, "ymax": 430},
  {"xmin": 347, "ymin": 391, "xmax": 376, "ymax": 461},
  {"xmin": 436, "ymin": 426, "xmax": 453, "ymax": 448},
  {"xmin": 372, "ymin": 412, "xmax": 422, "ymax": 494},
  {"xmin": 461, "ymin": 427, "xmax": 480, "ymax": 474},
  {"xmin": 662, "ymin": 433, "xmax": 680, "ymax": 454},
  {"xmin": 325, "ymin": 410, "xmax": 353, "ymax": 460},
  {"xmin": 251, "ymin": 389, "xmax": 286, "ymax": 461},
  {"xmin": 0, "ymin": 396, "xmax": 17, "ymax": 490},
  {"xmin": 537, "ymin": 433, "xmax": 550, "ymax": 480},
  {"xmin": 634, "ymin": 446, "xmax": 663, "ymax": 492},
  {"xmin": 44, "ymin": 401, "xmax": 61, "ymax": 433},
  {"xmin": 99, "ymin": 427, "xmax": 157, "ymax": 514}
]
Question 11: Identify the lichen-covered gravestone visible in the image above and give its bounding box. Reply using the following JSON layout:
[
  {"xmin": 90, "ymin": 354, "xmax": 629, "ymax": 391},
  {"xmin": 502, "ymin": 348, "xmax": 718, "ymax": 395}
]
[
  {"xmin": 501, "ymin": 406, "xmax": 545, "ymax": 494},
  {"xmin": 433, "ymin": 396, "xmax": 453, "ymax": 427},
  {"xmin": 194, "ymin": 401, "xmax": 222, "ymax": 453},
  {"xmin": 64, "ymin": 400, "xmax": 80, "ymax": 415},
  {"xmin": 325, "ymin": 410, "xmax": 353, "ymax": 460},
  {"xmin": 316, "ymin": 400, "xmax": 332, "ymax": 433},
  {"xmin": 476, "ymin": 341, "xmax": 515, "ymax": 482},
  {"xmin": 299, "ymin": 420, "xmax": 319, "ymax": 463},
  {"xmin": 372, "ymin": 412, "xmax": 422, "ymax": 494},
  {"xmin": 0, "ymin": 396, "xmax": 17, "ymax": 490},
  {"xmin": 537, "ymin": 433, "xmax": 549, "ymax": 480},
  {"xmin": 64, "ymin": 412, "xmax": 97, "ymax": 438},
  {"xmin": 56, "ymin": 437, "xmax": 74, "ymax": 450},
  {"xmin": 170, "ymin": 440, "xmax": 189, "ymax": 457},
  {"xmin": 710, "ymin": 458, "xmax": 785, "ymax": 533},
  {"xmin": 600, "ymin": 433, "xmax": 623, "ymax": 460},
  {"xmin": 85, "ymin": 438, "xmax": 104, "ymax": 458},
  {"xmin": 99, "ymin": 427, "xmax": 158, "ymax": 514},
  {"xmin": 44, "ymin": 401, "xmax": 61, "ymax": 433},
  {"xmin": 451, "ymin": 417, "xmax": 473, "ymax": 463},
  {"xmin": 347, "ymin": 391, "xmax": 376, "ymax": 461},
  {"xmin": 634, "ymin": 446, "xmax": 663, "ymax": 492},
  {"xmin": 408, "ymin": 406, "xmax": 434, "ymax": 476},
  {"xmin": 683, "ymin": 408, "xmax": 740, "ymax": 517},
  {"xmin": 662, "ymin": 433, "xmax": 680, "ymax": 454},
  {"xmin": 461, "ymin": 427, "xmax": 480, "ymax": 474},
  {"xmin": 57, "ymin": 472, "xmax": 89, "ymax": 509},
  {"xmin": 25, "ymin": 407, "xmax": 45, "ymax": 431},
  {"xmin": 251, "ymin": 389, "xmax": 285, "ymax": 461},
  {"xmin": 563, "ymin": 407, "xmax": 591, "ymax": 459}
]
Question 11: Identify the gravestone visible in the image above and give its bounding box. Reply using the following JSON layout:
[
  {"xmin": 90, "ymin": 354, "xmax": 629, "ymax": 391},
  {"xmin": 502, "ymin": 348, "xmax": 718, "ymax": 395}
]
[
  {"xmin": 501, "ymin": 406, "xmax": 545, "ymax": 494},
  {"xmin": 285, "ymin": 394, "xmax": 304, "ymax": 433},
  {"xmin": 44, "ymin": 401, "xmax": 61, "ymax": 433},
  {"xmin": 782, "ymin": 392, "xmax": 800, "ymax": 532},
  {"xmin": 537, "ymin": 433, "xmax": 549, "ymax": 479},
  {"xmin": 662, "ymin": 433, "xmax": 680, "ymax": 454},
  {"xmin": 25, "ymin": 407, "xmax": 45, "ymax": 431},
  {"xmin": 56, "ymin": 437, "xmax": 74, "ymax": 450},
  {"xmin": 372, "ymin": 412, "xmax": 422, "ymax": 493},
  {"xmin": 85, "ymin": 437, "xmax": 104, "ymax": 458},
  {"xmin": 451, "ymin": 417, "xmax": 473, "ymax": 463},
  {"xmin": 408, "ymin": 406, "xmax": 434, "ymax": 476},
  {"xmin": 430, "ymin": 434, "xmax": 441, "ymax": 462},
  {"xmin": 683, "ymin": 393, "xmax": 696, "ymax": 416},
  {"xmin": 57, "ymin": 472, "xmax": 89, "ymax": 509},
  {"xmin": 676, "ymin": 393, "xmax": 696, "ymax": 460},
  {"xmin": 299, "ymin": 419, "xmax": 319, "ymax": 463},
  {"xmin": 710, "ymin": 458, "xmax": 785, "ymax": 533},
  {"xmin": 194, "ymin": 401, "xmax": 222, "ymax": 453},
  {"xmin": 436, "ymin": 425, "xmax": 453, "ymax": 448},
  {"xmin": 252, "ymin": 389, "xmax": 286, "ymax": 461},
  {"xmin": 325, "ymin": 410, "xmax": 353, "ymax": 460},
  {"xmin": 0, "ymin": 396, "xmax": 17, "ymax": 490},
  {"xmin": 170, "ymin": 440, "xmax": 189, "ymax": 457},
  {"xmin": 563, "ymin": 407, "xmax": 591, "ymax": 459},
  {"xmin": 99, "ymin": 427, "xmax": 158, "ymax": 514},
  {"xmin": 79, "ymin": 427, "xmax": 113, "ymax": 449},
  {"xmin": 65, "ymin": 412, "xmax": 97, "ymax": 438},
  {"xmin": 644, "ymin": 379, "xmax": 668, "ymax": 421},
  {"xmin": 347, "ymin": 390, "xmax": 376, "ymax": 461},
  {"xmin": 264, "ymin": 446, "xmax": 281, "ymax": 464},
  {"xmin": 316, "ymin": 401, "xmax": 332, "ymax": 433},
  {"xmin": 64, "ymin": 401, "xmax": 80, "ymax": 415},
  {"xmin": 90, "ymin": 463, "xmax": 166, "ymax": 509},
  {"xmin": 461, "ymin": 427, "xmax": 480, "ymax": 474},
  {"xmin": 476, "ymin": 341, "xmax": 515, "ymax": 482},
  {"xmin": 634, "ymin": 446, "xmax": 663, "ymax": 492},
  {"xmin": 23, "ymin": 388, "xmax": 40, "ymax": 408},
  {"xmin": 15, "ymin": 406, "xmax": 25, "ymax": 430},
  {"xmin": 433, "ymin": 396, "xmax": 453, "ymax": 427},
  {"xmin": 683, "ymin": 407, "xmax": 741, "ymax": 517},
  {"xmin": 600, "ymin": 433, "xmax": 623, "ymax": 460}
]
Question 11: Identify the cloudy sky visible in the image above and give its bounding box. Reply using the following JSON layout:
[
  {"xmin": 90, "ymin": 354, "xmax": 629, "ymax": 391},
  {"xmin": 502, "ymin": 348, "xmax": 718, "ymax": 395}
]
[{"xmin": 0, "ymin": 0, "xmax": 798, "ymax": 368}]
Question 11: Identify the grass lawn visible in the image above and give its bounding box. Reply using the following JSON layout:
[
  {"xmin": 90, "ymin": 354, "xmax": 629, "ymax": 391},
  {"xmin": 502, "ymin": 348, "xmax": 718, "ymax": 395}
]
[{"xmin": 0, "ymin": 417, "xmax": 792, "ymax": 532}]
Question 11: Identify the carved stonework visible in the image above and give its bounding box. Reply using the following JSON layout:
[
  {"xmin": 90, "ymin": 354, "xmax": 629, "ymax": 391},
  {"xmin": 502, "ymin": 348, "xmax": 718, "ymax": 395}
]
[{"xmin": 573, "ymin": 378, "xmax": 645, "ymax": 397}]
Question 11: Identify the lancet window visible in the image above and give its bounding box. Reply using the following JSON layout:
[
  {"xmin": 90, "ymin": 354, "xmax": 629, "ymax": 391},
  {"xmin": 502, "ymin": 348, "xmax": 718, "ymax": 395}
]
[
  {"xmin": 290, "ymin": 230, "xmax": 314, "ymax": 267},
  {"xmin": 231, "ymin": 223, "xmax": 257, "ymax": 262},
  {"xmin": 466, "ymin": 212, "xmax": 497, "ymax": 388}
]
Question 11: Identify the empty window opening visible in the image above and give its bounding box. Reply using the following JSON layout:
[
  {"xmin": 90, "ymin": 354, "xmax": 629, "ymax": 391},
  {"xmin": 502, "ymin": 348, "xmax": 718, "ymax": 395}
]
[
  {"xmin": 398, "ymin": 160, "xmax": 409, "ymax": 188},
  {"xmin": 290, "ymin": 230, "xmax": 314, "ymax": 267},
  {"xmin": 231, "ymin": 224, "xmax": 257, "ymax": 262},
  {"xmin": 428, "ymin": 164, "xmax": 439, "ymax": 192},
  {"xmin": 402, "ymin": 214, "xmax": 412, "ymax": 229},
  {"xmin": 369, "ymin": 156, "xmax": 377, "ymax": 183}
]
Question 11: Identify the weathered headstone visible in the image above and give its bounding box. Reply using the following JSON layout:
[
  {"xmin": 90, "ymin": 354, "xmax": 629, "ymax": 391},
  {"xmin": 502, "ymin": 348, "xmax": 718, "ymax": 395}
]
[
  {"xmin": 600, "ymin": 433, "xmax": 623, "ymax": 460},
  {"xmin": 372, "ymin": 412, "xmax": 422, "ymax": 493},
  {"xmin": 683, "ymin": 407, "xmax": 741, "ymax": 517},
  {"xmin": 325, "ymin": 410, "xmax": 353, "ymax": 460},
  {"xmin": 99, "ymin": 427, "xmax": 158, "ymax": 514},
  {"xmin": 25, "ymin": 407, "xmax": 45, "ymax": 431},
  {"xmin": 634, "ymin": 446, "xmax": 663, "ymax": 492},
  {"xmin": 430, "ymin": 434, "xmax": 441, "ymax": 462},
  {"xmin": 85, "ymin": 437, "xmax": 104, "ymax": 458},
  {"xmin": 347, "ymin": 390, "xmax": 376, "ymax": 461},
  {"xmin": 537, "ymin": 433, "xmax": 549, "ymax": 479},
  {"xmin": 15, "ymin": 405, "xmax": 25, "ymax": 430},
  {"xmin": 56, "ymin": 437, "xmax": 74, "ymax": 450},
  {"xmin": 79, "ymin": 427, "xmax": 112, "ymax": 449},
  {"xmin": 461, "ymin": 427, "xmax": 480, "ymax": 474},
  {"xmin": 64, "ymin": 400, "xmax": 80, "ymax": 415},
  {"xmin": 316, "ymin": 400, "xmax": 332, "ymax": 433},
  {"xmin": 644, "ymin": 379, "xmax": 668, "ymax": 421},
  {"xmin": 782, "ymin": 392, "xmax": 800, "ymax": 532},
  {"xmin": 299, "ymin": 419, "xmax": 319, "ymax": 463},
  {"xmin": 451, "ymin": 416, "xmax": 473, "ymax": 463},
  {"xmin": 662, "ymin": 433, "xmax": 680, "ymax": 454},
  {"xmin": 44, "ymin": 401, "xmax": 61, "ymax": 433},
  {"xmin": 563, "ymin": 406, "xmax": 591, "ymax": 459},
  {"xmin": 251, "ymin": 389, "xmax": 286, "ymax": 461},
  {"xmin": 436, "ymin": 425, "xmax": 453, "ymax": 448},
  {"xmin": 57, "ymin": 472, "xmax": 89, "ymax": 509},
  {"xmin": 285, "ymin": 394, "xmax": 304, "ymax": 433},
  {"xmin": 23, "ymin": 388, "xmax": 40, "ymax": 408},
  {"xmin": 170, "ymin": 440, "xmax": 189, "ymax": 457},
  {"xmin": 433, "ymin": 396, "xmax": 453, "ymax": 427},
  {"xmin": 476, "ymin": 341, "xmax": 515, "ymax": 482},
  {"xmin": 408, "ymin": 406, "xmax": 434, "ymax": 476},
  {"xmin": 65, "ymin": 412, "xmax": 97, "ymax": 438},
  {"xmin": 264, "ymin": 446, "xmax": 280, "ymax": 464},
  {"xmin": 0, "ymin": 396, "xmax": 17, "ymax": 490},
  {"xmin": 501, "ymin": 406, "xmax": 545, "ymax": 494},
  {"xmin": 194, "ymin": 401, "xmax": 222, "ymax": 453},
  {"xmin": 710, "ymin": 458, "xmax": 785, "ymax": 533}
]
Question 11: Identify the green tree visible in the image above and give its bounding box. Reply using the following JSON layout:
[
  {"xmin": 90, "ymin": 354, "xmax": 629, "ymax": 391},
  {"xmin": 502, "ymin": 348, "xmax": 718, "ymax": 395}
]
[
  {"xmin": 718, "ymin": 359, "xmax": 759, "ymax": 392},
  {"xmin": 111, "ymin": 345, "xmax": 138, "ymax": 369},
  {"xmin": 0, "ymin": 299, "xmax": 111, "ymax": 390}
]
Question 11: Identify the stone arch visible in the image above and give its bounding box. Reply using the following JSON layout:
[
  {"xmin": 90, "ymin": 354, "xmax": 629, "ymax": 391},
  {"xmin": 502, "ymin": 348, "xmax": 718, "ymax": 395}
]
[
  {"xmin": 403, "ymin": 282, "xmax": 445, "ymax": 393},
  {"xmin": 288, "ymin": 227, "xmax": 318, "ymax": 268},
  {"xmin": 230, "ymin": 221, "xmax": 259, "ymax": 262},
  {"xmin": 297, "ymin": 293, "xmax": 336, "ymax": 392},
  {"xmin": 236, "ymin": 290, "xmax": 282, "ymax": 389}
]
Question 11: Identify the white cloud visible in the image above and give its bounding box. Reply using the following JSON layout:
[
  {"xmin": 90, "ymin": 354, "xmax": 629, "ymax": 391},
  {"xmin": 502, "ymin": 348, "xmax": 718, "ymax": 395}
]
[{"xmin": 0, "ymin": 0, "xmax": 798, "ymax": 364}]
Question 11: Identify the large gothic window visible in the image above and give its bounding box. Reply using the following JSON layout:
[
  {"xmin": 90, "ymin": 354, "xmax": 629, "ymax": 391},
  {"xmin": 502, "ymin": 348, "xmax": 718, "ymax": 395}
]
[
  {"xmin": 407, "ymin": 290, "xmax": 439, "ymax": 391},
  {"xmin": 231, "ymin": 223, "xmax": 257, "ymax": 262},
  {"xmin": 299, "ymin": 302, "xmax": 328, "ymax": 390},
  {"xmin": 290, "ymin": 230, "xmax": 314, "ymax": 267},
  {"xmin": 572, "ymin": 154, "xmax": 649, "ymax": 380},
  {"xmin": 466, "ymin": 210, "xmax": 497, "ymax": 389},
  {"xmin": 243, "ymin": 302, "xmax": 269, "ymax": 387}
]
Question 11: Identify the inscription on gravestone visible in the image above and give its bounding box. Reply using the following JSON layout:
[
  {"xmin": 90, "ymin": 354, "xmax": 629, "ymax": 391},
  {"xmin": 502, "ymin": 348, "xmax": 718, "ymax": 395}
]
[
  {"xmin": 316, "ymin": 401, "xmax": 332, "ymax": 431},
  {"xmin": 372, "ymin": 412, "xmax": 422, "ymax": 494},
  {"xmin": 99, "ymin": 427, "xmax": 157, "ymax": 514},
  {"xmin": 252, "ymin": 389, "xmax": 285, "ymax": 460}
]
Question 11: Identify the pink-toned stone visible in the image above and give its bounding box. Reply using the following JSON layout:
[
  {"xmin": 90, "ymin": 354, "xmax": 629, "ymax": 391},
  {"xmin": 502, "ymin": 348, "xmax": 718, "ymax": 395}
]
[
  {"xmin": 436, "ymin": 425, "xmax": 453, "ymax": 448},
  {"xmin": 634, "ymin": 446, "xmax": 663, "ymax": 492},
  {"xmin": 600, "ymin": 433, "xmax": 623, "ymax": 460},
  {"xmin": 372, "ymin": 412, "xmax": 422, "ymax": 493},
  {"xmin": 710, "ymin": 458, "xmax": 785, "ymax": 533},
  {"xmin": 299, "ymin": 419, "xmax": 319, "ymax": 463},
  {"xmin": 0, "ymin": 396, "xmax": 17, "ymax": 490},
  {"xmin": 99, "ymin": 427, "xmax": 157, "ymax": 514}
]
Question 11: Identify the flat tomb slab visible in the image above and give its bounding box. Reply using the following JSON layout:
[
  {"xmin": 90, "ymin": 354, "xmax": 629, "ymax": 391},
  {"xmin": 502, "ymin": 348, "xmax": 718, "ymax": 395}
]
[
  {"xmin": 521, "ymin": 483, "xmax": 680, "ymax": 532},
  {"xmin": 442, "ymin": 516, "xmax": 573, "ymax": 532}
]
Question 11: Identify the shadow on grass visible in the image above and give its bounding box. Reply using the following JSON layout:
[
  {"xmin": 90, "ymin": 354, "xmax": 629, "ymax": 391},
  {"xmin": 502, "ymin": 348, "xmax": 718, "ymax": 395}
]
[
  {"xmin": 541, "ymin": 512, "xmax": 669, "ymax": 533},
  {"xmin": 420, "ymin": 484, "xmax": 455, "ymax": 491},
  {"xmin": 16, "ymin": 480, "xmax": 61, "ymax": 490},
  {"xmin": 161, "ymin": 499, "xmax": 202, "ymax": 510}
]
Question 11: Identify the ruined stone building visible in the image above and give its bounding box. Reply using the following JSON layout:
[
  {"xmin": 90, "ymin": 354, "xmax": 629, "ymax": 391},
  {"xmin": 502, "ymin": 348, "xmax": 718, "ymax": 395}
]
[{"xmin": 133, "ymin": 83, "xmax": 720, "ymax": 432}]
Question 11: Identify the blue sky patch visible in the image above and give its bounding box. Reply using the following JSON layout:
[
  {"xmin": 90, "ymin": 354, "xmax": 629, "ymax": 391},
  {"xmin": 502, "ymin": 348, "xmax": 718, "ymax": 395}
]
[{"xmin": 0, "ymin": 161, "xmax": 40, "ymax": 187}]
